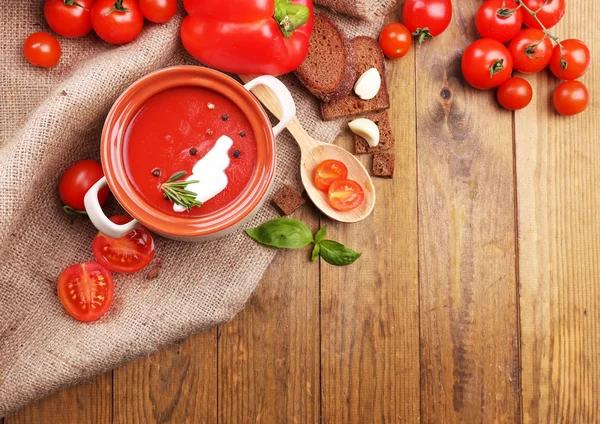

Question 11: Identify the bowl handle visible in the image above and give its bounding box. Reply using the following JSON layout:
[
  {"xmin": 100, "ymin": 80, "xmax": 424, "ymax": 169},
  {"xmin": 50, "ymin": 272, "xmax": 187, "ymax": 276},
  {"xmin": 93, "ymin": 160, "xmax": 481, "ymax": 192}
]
[
  {"xmin": 84, "ymin": 177, "xmax": 139, "ymax": 239},
  {"xmin": 243, "ymin": 76, "xmax": 296, "ymax": 137}
]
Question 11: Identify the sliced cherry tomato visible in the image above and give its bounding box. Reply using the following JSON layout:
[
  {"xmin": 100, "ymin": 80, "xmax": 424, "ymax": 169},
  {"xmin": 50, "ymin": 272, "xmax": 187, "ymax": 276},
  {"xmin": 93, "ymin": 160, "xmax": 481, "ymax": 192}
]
[
  {"xmin": 476, "ymin": 0, "xmax": 523, "ymax": 44},
  {"xmin": 509, "ymin": 29, "xmax": 553, "ymax": 74},
  {"xmin": 24, "ymin": 32, "xmax": 61, "ymax": 68},
  {"xmin": 553, "ymin": 81, "xmax": 589, "ymax": 116},
  {"xmin": 91, "ymin": 0, "xmax": 144, "ymax": 44},
  {"xmin": 521, "ymin": 0, "xmax": 565, "ymax": 30},
  {"xmin": 462, "ymin": 38, "xmax": 514, "ymax": 90},
  {"xmin": 92, "ymin": 216, "xmax": 156, "ymax": 274},
  {"xmin": 314, "ymin": 160, "xmax": 348, "ymax": 192},
  {"xmin": 328, "ymin": 179, "xmax": 364, "ymax": 211},
  {"xmin": 379, "ymin": 23, "xmax": 412, "ymax": 59},
  {"xmin": 549, "ymin": 39, "xmax": 591, "ymax": 81},
  {"xmin": 58, "ymin": 261, "xmax": 114, "ymax": 322},
  {"xmin": 403, "ymin": 0, "xmax": 452, "ymax": 44},
  {"xmin": 44, "ymin": 0, "xmax": 94, "ymax": 38},
  {"xmin": 497, "ymin": 78, "xmax": 533, "ymax": 111},
  {"xmin": 139, "ymin": 0, "xmax": 177, "ymax": 23},
  {"xmin": 59, "ymin": 160, "xmax": 109, "ymax": 212}
]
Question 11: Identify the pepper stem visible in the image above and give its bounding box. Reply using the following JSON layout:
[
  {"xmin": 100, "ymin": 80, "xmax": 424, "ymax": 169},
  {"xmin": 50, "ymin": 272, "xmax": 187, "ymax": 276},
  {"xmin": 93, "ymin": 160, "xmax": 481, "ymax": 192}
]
[{"xmin": 274, "ymin": 0, "xmax": 310, "ymax": 38}]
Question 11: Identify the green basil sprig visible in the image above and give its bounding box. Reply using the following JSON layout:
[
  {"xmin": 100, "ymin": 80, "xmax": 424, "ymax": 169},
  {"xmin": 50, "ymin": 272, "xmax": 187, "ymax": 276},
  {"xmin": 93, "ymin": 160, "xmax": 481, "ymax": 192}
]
[{"xmin": 245, "ymin": 218, "xmax": 361, "ymax": 266}]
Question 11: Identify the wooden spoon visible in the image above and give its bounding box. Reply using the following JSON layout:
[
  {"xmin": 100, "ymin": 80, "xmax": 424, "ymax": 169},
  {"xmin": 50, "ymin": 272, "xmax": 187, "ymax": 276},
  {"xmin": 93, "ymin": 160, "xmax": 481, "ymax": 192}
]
[{"xmin": 241, "ymin": 76, "xmax": 375, "ymax": 223}]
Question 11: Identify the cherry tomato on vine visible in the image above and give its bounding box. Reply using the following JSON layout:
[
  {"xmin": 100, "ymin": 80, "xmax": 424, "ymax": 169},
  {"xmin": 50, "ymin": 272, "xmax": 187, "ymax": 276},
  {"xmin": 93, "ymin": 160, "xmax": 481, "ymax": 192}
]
[
  {"xmin": 139, "ymin": 0, "xmax": 177, "ymax": 23},
  {"xmin": 58, "ymin": 261, "xmax": 114, "ymax": 322},
  {"xmin": 497, "ymin": 78, "xmax": 533, "ymax": 111},
  {"xmin": 59, "ymin": 160, "xmax": 109, "ymax": 212},
  {"xmin": 553, "ymin": 80, "xmax": 589, "ymax": 116},
  {"xmin": 462, "ymin": 38, "xmax": 513, "ymax": 90},
  {"xmin": 328, "ymin": 179, "xmax": 365, "ymax": 211},
  {"xmin": 314, "ymin": 160, "xmax": 348, "ymax": 192},
  {"xmin": 521, "ymin": 0, "xmax": 565, "ymax": 30},
  {"xmin": 92, "ymin": 216, "xmax": 155, "ymax": 274},
  {"xmin": 549, "ymin": 39, "xmax": 591, "ymax": 81},
  {"xmin": 91, "ymin": 0, "xmax": 144, "ymax": 44},
  {"xmin": 44, "ymin": 0, "xmax": 94, "ymax": 38},
  {"xmin": 403, "ymin": 0, "xmax": 452, "ymax": 44},
  {"xmin": 379, "ymin": 23, "xmax": 412, "ymax": 59},
  {"xmin": 476, "ymin": 0, "xmax": 523, "ymax": 44},
  {"xmin": 508, "ymin": 29, "xmax": 553, "ymax": 74},
  {"xmin": 24, "ymin": 32, "xmax": 61, "ymax": 68}
]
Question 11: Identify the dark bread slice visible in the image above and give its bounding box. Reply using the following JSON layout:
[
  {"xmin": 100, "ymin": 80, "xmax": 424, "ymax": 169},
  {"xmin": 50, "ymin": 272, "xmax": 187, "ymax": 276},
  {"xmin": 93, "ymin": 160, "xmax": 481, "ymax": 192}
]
[
  {"xmin": 372, "ymin": 152, "xmax": 395, "ymax": 178},
  {"xmin": 353, "ymin": 111, "xmax": 395, "ymax": 154},
  {"xmin": 272, "ymin": 185, "xmax": 305, "ymax": 216},
  {"xmin": 295, "ymin": 14, "xmax": 354, "ymax": 102},
  {"xmin": 321, "ymin": 36, "xmax": 390, "ymax": 121}
]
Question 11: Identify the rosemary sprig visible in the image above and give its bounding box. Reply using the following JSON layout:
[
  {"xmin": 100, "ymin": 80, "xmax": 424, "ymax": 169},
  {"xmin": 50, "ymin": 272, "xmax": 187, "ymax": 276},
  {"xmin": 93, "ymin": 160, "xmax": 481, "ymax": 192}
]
[{"xmin": 161, "ymin": 171, "xmax": 203, "ymax": 211}]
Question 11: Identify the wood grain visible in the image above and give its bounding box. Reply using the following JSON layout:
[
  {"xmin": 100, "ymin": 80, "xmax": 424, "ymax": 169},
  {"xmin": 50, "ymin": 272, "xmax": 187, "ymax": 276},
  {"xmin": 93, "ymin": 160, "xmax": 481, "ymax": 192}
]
[
  {"xmin": 319, "ymin": 15, "xmax": 421, "ymax": 422},
  {"xmin": 5, "ymin": 372, "xmax": 112, "ymax": 424},
  {"xmin": 218, "ymin": 204, "xmax": 320, "ymax": 423},
  {"xmin": 517, "ymin": 1, "xmax": 600, "ymax": 422},
  {"xmin": 416, "ymin": 4, "xmax": 520, "ymax": 422},
  {"xmin": 112, "ymin": 331, "xmax": 216, "ymax": 424}
]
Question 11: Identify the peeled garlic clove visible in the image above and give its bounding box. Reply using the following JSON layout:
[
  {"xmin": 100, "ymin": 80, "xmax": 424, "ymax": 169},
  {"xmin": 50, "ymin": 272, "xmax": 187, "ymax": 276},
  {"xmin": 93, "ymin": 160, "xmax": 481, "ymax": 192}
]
[
  {"xmin": 348, "ymin": 118, "xmax": 380, "ymax": 147},
  {"xmin": 353, "ymin": 68, "xmax": 381, "ymax": 100}
]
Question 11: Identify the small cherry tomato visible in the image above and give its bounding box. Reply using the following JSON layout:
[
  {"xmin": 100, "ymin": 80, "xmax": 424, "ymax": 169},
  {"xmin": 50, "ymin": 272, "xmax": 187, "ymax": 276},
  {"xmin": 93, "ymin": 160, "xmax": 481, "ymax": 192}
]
[
  {"xmin": 553, "ymin": 80, "xmax": 589, "ymax": 116},
  {"xmin": 139, "ymin": 0, "xmax": 177, "ymax": 23},
  {"xmin": 497, "ymin": 78, "xmax": 533, "ymax": 111},
  {"xmin": 23, "ymin": 32, "xmax": 61, "ymax": 68},
  {"xmin": 328, "ymin": 179, "xmax": 364, "ymax": 211},
  {"xmin": 476, "ymin": 0, "xmax": 523, "ymax": 44},
  {"xmin": 91, "ymin": 0, "xmax": 144, "ymax": 44},
  {"xmin": 92, "ymin": 216, "xmax": 156, "ymax": 274},
  {"xmin": 58, "ymin": 261, "xmax": 114, "ymax": 322},
  {"xmin": 521, "ymin": 0, "xmax": 565, "ymax": 30},
  {"xmin": 509, "ymin": 29, "xmax": 553, "ymax": 74},
  {"xmin": 314, "ymin": 160, "xmax": 348, "ymax": 192},
  {"xmin": 403, "ymin": 0, "xmax": 453, "ymax": 44},
  {"xmin": 44, "ymin": 0, "xmax": 94, "ymax": 38},
  {"xmin": 59, "ymin": 160, "xmax": 109, "ymax": 211},
  {"xmin": 379, "ymin": 23, "xmax": 412, "ymax": 59},
  {"xmin": 549, "ymin": 39, "xmax": 591, "ymax": 81},
  {"xmin": 462, "ymin": 38, "xmax": 514, "ymax": 90}
]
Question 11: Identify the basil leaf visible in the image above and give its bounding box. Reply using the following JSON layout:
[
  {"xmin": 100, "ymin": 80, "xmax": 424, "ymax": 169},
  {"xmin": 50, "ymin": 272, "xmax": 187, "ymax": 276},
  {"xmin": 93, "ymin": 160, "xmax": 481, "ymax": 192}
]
[
  {"xmin": 315, "ymin": 225, "xmax": 327, "ymax": 243},
  {"xmin": 319, "ymin": 240, "xmax": 361, "ymax": 266},
  {"xmin": 311, "ymin": 243, "xmax": 320, "ymax": 262},
  {"xmin": 246, "ymin": 218, "xmax": 314, "ymax": 249}
]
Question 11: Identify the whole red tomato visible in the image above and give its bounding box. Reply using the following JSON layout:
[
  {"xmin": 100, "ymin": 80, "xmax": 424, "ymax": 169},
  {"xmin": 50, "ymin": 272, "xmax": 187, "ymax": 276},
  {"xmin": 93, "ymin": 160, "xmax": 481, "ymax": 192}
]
[
  {"xmin": 549, "ymin": 39, "xmax": 591, "ymax": 81},
  {"xmin": 91, "ymin": 0, "xmax": 144, "ymax": 44},
  {"xmin": 553, "ymin": 80, "xmax": 589, "ymax": 116},
  {"xmin": 462, "ymin": 38, "xmax": 514, "ymax": 90},
  {"xmin": 44, "ymin": 0, "xmax": 94, "ymax": 38},
  {"xmin": 509, "ymin": 29, "xmax": 553, "ymax": 74},
  {"xmin": 476, "ymin": 0, "xmax": 523, "ymax": 43},
  {"xmin": 521, "ymin": 0, "xmax": 565, "ymax": 30},
  {"xmin": 139, "ymin": 0, "xmax": 177, "ymax": 23},
  {"xmin": 59, "ymin": 160, "xmax": 109, "ymax": 211},
  {"xmin": 379, "ymin": 23, "xmax": 412, "ymax": 59},
  {"xmin": 403, "ymin": 0, "xmax": 452, "ymax": 44},
  {"xmin": 24, "ymin": 32, "xmax": 61, "ymax": 68},
  {"xmin": 497, "ymin": 78, "xmax": 533, "ymax": 111}
]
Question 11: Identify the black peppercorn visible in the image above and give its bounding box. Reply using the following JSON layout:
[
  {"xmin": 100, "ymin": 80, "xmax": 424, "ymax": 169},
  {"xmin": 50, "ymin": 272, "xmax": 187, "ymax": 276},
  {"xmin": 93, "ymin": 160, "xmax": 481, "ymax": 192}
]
[
  {"xmin": 239, "ymin": 130, "xmax": 246, "ymax": 137},
  {"xmin": 232, "ymin": 149, "xmax": 241, "ymax": 158},
  {"xmin": 221, "ymin": 113, "xmax": 229, "ymax": 121},
  {"xmin": 152, "ymin": 168, "xmax": 161, "ymax": 177},
  {"xmin": 189, "ymin": 147, "xmax": 198, "ymax": 155}
]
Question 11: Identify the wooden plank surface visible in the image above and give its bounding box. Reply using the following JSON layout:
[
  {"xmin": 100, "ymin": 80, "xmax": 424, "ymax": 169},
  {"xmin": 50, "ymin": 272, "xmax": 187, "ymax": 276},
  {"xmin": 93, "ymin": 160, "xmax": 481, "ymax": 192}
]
[
  {"xmin": 517, "ymin": 2, "xmax": 600, "ymax": 422},
  {"xmin": 416, "ymin": 3, "xmax": 520, "ymax": 422}
]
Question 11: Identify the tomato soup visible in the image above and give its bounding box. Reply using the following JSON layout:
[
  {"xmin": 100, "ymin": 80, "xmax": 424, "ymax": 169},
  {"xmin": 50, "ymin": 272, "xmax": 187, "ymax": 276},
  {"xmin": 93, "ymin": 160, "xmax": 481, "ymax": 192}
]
[{"xmin": 124, "ymin": 86, "xmax": 258, "ymax": 217}]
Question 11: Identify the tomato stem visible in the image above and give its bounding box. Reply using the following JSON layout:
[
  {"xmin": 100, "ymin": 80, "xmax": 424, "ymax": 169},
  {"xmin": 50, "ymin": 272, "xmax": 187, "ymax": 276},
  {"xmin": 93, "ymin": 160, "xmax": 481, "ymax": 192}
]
[
  {"xmin": 412, "ymin": 28, "xmax": 433, "ymax": 46},
  {"xmin": 108, "ymin": 0, "xmax": 128, "ymax": 14},
  {"xmin": 490, "ymin": 58, "xmax": 505, "ymax": 78},
  {"xmin": 64, "ymin": 0, "xmax": 85, "ymax": 8},
  {"xmin": 515, "ymin": 0, "xmax": 565, "ymax": 65},
  {"xmin": 63, "ymin": 205, "xmax": 88, "ymax": 224}
]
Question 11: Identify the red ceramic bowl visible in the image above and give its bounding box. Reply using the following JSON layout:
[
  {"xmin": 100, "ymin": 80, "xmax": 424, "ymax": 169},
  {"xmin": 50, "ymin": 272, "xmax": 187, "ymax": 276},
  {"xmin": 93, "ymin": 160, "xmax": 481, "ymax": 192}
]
[{"xmin": 84, "ymin": 66, "xmax": 296, "ymax": 241}]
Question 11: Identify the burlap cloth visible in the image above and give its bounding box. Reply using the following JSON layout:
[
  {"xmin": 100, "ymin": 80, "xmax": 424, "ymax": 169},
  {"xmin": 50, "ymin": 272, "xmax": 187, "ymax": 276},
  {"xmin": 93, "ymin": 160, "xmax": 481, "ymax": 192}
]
[{"xmin": 0, "ymin": 0, "xmax": 395, "ymax": 416}]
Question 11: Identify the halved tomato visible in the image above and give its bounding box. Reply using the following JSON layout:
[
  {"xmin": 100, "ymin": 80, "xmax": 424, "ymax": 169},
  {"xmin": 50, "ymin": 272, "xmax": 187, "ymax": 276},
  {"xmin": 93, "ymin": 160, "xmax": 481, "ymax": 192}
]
[
  {"xmin": 92, "ymin": 216, "xmax": 155, "ymax": 274},
  {"xmin": 328, "ymin": 179, "xmax": 364, "ymax": 211},
  {"xmin": 314, "ymin": 160, "xmax": 348, "ymax": 192},
  {"xmin": 58, "ymin": 261, "xmax": 114, "ymax": 322}
]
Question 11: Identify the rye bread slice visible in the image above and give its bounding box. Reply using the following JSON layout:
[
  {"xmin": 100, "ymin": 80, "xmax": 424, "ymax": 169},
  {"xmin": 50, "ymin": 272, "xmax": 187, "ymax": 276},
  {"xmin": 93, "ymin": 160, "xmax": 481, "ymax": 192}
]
[
  {"xmin": 372, "ymin": 152, "xmax": 395, "ymax": 178},
  {"xmin": 321, "ymin": 36, "xmax": 390, "ymax": 121},
  {"xmin": 353, "ymin": 111, "xmax": 395, "ymax": 154},
  {"xmin": 272, "ymin": 185, "xmax": 305, "ymax": 216},
  {"xmin": 295, "ymin": 14, "xmax": 354, "ymax": 102}
]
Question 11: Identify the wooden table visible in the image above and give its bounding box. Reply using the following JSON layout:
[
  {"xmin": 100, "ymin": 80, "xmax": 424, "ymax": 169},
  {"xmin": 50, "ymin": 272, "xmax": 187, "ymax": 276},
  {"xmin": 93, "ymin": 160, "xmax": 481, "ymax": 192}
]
[{"xmin": 5, "ymin": 2, "xmax": 599, "ymax": 423}]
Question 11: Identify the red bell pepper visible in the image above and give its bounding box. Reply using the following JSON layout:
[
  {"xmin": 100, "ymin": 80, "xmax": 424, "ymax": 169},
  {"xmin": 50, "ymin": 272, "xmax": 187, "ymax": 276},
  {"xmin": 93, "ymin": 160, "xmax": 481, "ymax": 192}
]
[{"xmin": 181, "ymin": 0, "xmax": 314, "ymax": 76}]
